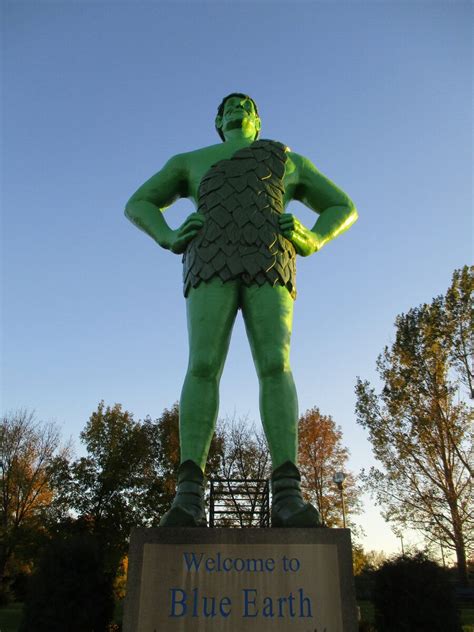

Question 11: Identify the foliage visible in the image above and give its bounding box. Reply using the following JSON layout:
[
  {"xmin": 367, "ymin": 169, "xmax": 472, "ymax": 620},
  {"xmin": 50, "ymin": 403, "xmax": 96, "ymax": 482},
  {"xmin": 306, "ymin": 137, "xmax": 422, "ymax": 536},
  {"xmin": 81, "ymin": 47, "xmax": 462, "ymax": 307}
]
[
  {"xmin": 214, "ymin": 417, "xmax": 271, "ymax": 527},
  {"xmin": 298, "ymin": 407, "xmax": 362, "ymax": 528},
  {"xmin": 58, "ymin": 402, "xmax": 164, "ymax": 572},
  {"xmin": 445, "ymin": 267, "xmax": 474, "ymax": 399},
  {"xmin": 113, "ymin": 555, "xmax": 128, "ymax": 601},
  {"xmin": 57, "ymin": 402, "xmax": 224, "ymax": 569},
  {"xmin": 0, "ymin": 410, "xmax": 68, "ymax": 599},
  {"xmin": 353, "ymin": 546, "xmax": 387, "ymax": 576},
  {"xmin": 355, "ymin": 266, "xmax": 473, "ymax": 584},
  {"xmin": 373, "ymin": 552, "xmax": 462, "ymax": 632},
  {"xmin": 20, "ymin": 533, "xmax": 115, "ymax": 632}
]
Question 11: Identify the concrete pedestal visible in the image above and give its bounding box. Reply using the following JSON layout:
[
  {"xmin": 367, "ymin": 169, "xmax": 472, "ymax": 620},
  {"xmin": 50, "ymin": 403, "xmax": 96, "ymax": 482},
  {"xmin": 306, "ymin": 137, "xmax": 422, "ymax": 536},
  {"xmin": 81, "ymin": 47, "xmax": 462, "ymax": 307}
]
[{"xmin": 123, "ymin": 528, "xmax": 358, "ymax": 632}]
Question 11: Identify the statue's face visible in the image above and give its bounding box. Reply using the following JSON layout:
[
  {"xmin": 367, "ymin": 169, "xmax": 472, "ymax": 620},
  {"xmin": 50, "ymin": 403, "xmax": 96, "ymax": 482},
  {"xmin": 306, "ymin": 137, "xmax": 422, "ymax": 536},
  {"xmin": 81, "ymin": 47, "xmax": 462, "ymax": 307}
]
[{"xmin": 215, "ymin": 95, "xmax": 261, "ymax": 140}]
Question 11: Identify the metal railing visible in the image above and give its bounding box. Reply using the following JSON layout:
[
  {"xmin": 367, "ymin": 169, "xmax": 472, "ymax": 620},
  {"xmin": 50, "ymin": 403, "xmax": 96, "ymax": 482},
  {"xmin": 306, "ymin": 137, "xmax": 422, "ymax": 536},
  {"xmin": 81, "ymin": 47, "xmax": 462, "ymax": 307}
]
[{"xmin": 208, "ymin": 478, "xmax": 270, "ymax": 528}]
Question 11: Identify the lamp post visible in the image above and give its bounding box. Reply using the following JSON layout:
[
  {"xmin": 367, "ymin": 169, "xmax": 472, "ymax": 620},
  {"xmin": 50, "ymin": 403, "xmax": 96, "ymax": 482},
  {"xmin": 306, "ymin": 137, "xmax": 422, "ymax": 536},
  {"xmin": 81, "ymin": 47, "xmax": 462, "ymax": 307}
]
[{"xmin": 333, "ymin": 471, "xmax": 347, "ymax": 528}]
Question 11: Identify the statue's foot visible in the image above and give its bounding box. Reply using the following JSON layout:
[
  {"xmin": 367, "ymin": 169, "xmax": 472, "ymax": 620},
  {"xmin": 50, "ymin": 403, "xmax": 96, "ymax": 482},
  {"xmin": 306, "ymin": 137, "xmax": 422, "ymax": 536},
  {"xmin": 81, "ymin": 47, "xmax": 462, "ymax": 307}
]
[
  {"xmin": 159, "ymin": 504, "xmax": 207, "ymax": 527},
  {"xmin": 159, "ymin": 460, "xmax": 207, "ymax": 528},
  {"xmin": 271, "ymin": 461, "xmax": 322, "ymax": 528}
]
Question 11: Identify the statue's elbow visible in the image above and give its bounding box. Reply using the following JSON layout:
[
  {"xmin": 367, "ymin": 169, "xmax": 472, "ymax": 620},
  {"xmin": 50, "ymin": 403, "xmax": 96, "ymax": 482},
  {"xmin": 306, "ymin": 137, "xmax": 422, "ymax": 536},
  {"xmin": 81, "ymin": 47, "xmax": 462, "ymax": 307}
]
[
  {"xmin": 124, "ymin": 197, "xmax": 139, "ymax": 223},
  {"xmin": 348, "ymin": 201, "xmax": 358, "ymax": 224},
  {"xmin": 124, "ymin": 205, "xmax": 133, "ymax": 224}
]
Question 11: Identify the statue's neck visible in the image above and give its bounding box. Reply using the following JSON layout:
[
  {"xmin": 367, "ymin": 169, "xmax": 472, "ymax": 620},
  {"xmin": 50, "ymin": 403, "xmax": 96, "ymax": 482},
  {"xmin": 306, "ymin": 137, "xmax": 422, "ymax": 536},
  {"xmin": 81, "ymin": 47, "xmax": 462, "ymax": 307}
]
[{"xmin": 222, "ymin": 129, "xmax": 256, "ymax": 145}]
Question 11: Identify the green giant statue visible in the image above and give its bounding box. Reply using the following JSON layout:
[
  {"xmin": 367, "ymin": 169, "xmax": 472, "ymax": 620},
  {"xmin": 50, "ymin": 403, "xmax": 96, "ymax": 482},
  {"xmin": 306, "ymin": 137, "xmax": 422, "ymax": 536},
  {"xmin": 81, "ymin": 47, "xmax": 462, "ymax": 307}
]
[{"xmin": 125, "ymin": 94, "xmax": 358, "ymax": 528}]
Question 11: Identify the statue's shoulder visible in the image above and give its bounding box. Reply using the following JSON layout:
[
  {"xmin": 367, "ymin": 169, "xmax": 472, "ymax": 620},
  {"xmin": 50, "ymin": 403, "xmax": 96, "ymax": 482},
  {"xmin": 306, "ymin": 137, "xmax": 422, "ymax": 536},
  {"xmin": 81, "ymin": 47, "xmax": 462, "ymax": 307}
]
[
  {"xmin": 161, "ymin": 142, "xmax": 222, "ymax": 168},
  {"xmin": 285, "ymin": 149, "xmax": 305, "ymax": 164},
  {"xmin": 180, "ymin": 142, "xmax": 225, "ymax": 163},
  {"xmin": 284, "ymin": 150, "xmax": 315, "ymax": 177}
]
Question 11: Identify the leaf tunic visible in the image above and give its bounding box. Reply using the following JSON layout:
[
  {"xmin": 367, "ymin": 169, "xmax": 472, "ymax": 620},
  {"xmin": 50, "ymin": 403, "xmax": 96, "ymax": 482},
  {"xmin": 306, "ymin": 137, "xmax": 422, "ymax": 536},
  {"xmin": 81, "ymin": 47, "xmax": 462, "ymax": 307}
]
[{"xmin": 183, "ymin": 140, "xmax": 297, "ymax": 299}]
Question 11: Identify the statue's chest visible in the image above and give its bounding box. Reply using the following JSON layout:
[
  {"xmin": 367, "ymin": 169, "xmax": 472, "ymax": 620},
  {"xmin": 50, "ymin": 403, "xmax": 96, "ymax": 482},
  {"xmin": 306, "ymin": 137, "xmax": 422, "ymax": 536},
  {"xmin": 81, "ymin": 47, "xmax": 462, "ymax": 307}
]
[{"xmin": 197, "ymin": 140, "xmax": 287, "ymax": 221}]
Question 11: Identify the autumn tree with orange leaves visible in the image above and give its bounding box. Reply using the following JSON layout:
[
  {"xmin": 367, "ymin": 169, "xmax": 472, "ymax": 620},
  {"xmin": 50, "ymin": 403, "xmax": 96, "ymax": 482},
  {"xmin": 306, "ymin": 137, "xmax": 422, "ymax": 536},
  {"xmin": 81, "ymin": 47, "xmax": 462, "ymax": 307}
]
[{"xmin": 298, "ymin": 407, "xmax": 361, "ymax": 528}]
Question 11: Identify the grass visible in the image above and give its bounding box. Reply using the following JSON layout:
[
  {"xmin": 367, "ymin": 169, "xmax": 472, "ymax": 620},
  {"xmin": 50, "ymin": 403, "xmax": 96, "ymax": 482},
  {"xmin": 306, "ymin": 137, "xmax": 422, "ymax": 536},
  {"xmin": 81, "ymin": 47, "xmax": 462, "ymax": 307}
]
[
  {"xmin": 358, "ymin": 599, "xmax": 375, "ymax": 623},
  {"xmin": 0, "ymin": 603, "xmax": 23, "ymax": 632},
  {"xmin": 113, "ymin": 598, "xmax": 124, "ymax": 625},
  {"xmin": 461, "ymin": 606, "xmax": 474, "ymax": 631}
]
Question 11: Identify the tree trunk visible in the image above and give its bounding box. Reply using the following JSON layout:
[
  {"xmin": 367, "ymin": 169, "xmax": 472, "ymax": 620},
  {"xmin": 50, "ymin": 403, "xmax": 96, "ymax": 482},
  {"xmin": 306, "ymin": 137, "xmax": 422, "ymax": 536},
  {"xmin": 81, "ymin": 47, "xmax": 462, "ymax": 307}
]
[
  {"xmin": 447, "ymin": 495, "xmax": 469, "ymax": 585},
  {"xmin": 452, "ymin": 520, "xmax": 468, "ymax": 585}
]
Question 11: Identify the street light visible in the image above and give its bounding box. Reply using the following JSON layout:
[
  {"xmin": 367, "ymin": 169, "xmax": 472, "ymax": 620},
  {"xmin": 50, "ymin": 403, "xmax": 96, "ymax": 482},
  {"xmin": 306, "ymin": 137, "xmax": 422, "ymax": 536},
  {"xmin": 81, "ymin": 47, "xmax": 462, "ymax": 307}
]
[{"xmin": 333, "ymin": 471, "xmax": 347, "ymax": 528}]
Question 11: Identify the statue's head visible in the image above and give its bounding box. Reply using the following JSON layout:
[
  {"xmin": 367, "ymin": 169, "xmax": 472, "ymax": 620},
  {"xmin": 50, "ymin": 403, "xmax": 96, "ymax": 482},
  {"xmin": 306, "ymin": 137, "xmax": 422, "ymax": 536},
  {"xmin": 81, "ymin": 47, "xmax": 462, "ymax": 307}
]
[{"xmin": 215, "ymin": 93, "xmax": 261, "ymax": 141}]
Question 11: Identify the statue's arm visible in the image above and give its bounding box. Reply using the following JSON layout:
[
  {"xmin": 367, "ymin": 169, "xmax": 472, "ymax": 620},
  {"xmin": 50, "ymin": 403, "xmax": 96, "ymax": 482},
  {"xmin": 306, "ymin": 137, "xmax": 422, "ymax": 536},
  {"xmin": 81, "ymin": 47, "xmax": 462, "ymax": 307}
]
[
  {"xmin": 280, "ymin": 153, "xmax": 358, "ymax": 257},
  {"xmin": 125, "ymin": 154, "xmax": 204, "ymax": 254}
]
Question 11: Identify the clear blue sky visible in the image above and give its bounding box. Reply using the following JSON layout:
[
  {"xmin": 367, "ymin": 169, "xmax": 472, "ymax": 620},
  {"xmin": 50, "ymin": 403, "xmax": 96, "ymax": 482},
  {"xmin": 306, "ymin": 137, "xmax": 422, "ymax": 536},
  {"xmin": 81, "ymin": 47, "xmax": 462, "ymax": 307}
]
[{"xmin": 2, "ymin": 1, "xmax": 472, "ymax": 554}]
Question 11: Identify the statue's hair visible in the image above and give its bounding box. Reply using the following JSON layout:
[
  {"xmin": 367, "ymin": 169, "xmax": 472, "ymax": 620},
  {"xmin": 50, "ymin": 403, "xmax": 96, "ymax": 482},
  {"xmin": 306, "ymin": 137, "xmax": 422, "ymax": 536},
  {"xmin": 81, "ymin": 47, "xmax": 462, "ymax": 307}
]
[{"xmin": 215, "ymin": 93, "xmax": 260, "ymax": 141}]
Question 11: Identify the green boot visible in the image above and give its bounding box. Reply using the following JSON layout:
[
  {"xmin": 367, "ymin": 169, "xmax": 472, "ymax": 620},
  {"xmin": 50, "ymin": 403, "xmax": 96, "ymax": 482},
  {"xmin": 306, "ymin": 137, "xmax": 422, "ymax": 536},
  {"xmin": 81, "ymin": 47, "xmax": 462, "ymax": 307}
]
[
  {"xmin": 271, "ymin": 461, "xmax": 322, "ymax": 528},
  {"xmin": 159, "ymin": 460, "xmax": 207, "ymax": 527}
]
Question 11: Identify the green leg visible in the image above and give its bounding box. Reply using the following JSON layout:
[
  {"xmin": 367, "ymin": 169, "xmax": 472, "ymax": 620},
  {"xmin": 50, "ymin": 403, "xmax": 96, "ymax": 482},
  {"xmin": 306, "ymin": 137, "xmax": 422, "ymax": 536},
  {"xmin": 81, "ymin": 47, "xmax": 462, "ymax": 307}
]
[
  {"xmin": 241, "ymin": 284, "xmax": 298, "ymax": 469},
  {"xmin": 180, "ymin": 278, "xmax": 239, "ymax": 471}
]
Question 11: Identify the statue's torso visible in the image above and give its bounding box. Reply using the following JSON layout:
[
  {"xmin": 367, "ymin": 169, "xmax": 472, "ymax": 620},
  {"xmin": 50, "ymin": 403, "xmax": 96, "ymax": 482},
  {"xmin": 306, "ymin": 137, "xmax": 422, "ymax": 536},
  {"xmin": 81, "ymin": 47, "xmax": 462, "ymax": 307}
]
[{"xmin": 183, "ymin": 139, "xmax": 297, "ymax": 299}]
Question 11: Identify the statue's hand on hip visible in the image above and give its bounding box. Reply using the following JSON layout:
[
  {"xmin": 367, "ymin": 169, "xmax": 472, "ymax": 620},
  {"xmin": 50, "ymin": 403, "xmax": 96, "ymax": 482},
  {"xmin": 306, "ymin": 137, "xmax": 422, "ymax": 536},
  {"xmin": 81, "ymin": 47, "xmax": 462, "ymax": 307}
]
[
  {"xmin": 169, "ymin": 213, "xmax": 205, "ymax": 254},
  {"xmin": 279, "ymin": 213, "xmax": 319, "ymax": 257}
]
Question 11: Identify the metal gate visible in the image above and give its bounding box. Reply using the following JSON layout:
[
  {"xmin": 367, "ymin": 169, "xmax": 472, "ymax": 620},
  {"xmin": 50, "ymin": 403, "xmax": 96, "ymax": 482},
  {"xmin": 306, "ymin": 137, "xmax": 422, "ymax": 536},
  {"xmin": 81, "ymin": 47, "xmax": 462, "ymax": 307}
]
[{"xmin": 208, "ymin": 478, "xmax": 270, "ymax": 528}]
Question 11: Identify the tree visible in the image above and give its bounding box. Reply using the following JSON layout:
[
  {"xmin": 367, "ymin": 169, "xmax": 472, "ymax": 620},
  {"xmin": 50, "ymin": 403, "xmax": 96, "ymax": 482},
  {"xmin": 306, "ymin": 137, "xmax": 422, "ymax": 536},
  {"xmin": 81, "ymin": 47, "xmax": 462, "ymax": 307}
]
[
  {"xmin": 352, "ymin": 545, "xmax": 387, "ymax": 576},
  {"xmin": 355, "ymin": 266, "xmax": 473, "ymax": 584},
  {"xmin": 63, "ymin": 402, "xmax": 224, "ymax": 565},
  {"xmin": 20, "ymin": 533, "xmax": 115, "ymax": 632},
  {"xmin": 62, "ymin": 402, "xmax": 167, "ymax": 572},
  {"xmin": 353, "ymin": 547, "xmax": 388, "ymax": 609},
  {"xmin": 214, "ymin": 417, "xmax": 271, "ymax": 527},
  {"xmin": 372, "ymin": 553, "xmax": 461, "ymax": 632},
  {"xmin": 298, "ymin": 407, "xmax": 362, "ymax": 528},
  {"xmin": 445, "ymin": 266, "xmax": 474, "ymax": 399},
  {"xmin": 0, "ymin": 409, "xmax": 68, "ymax": 596}
]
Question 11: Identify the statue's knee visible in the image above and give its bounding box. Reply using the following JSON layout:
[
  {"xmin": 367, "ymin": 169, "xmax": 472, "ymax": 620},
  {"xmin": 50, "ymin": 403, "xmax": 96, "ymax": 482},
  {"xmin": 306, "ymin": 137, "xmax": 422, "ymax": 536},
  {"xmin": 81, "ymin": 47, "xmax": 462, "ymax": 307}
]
[
  {"xmin": 188, "ymin": 354, "xmax": 220, "ymax": 380},
  {"xmin": 258, "ymin": 354, "xmax": 291, "ymax": 380}
]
